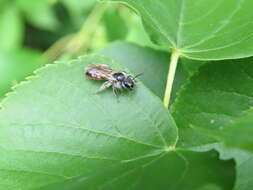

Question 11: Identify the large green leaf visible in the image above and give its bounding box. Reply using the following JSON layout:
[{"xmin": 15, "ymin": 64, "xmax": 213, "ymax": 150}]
[
  {"xmin": 172, "ymin": 57, "xmax": 253, "ymax": 189},
  {"xmin": 191, "ymin": 143, "xmax": 253, "ymax": 190},
  {"xmin": 203, "ymin": 109, "xmax": 253, "ymax": 152},
  {"xmin": 172, "ymin": 57, "xmax": 253, "ymax": 149},
  {"xmin": 0, "ymin": 55, "xmax": 234, "ymax": 189},
  {"xmin": 38, "ymin": 149, "xmax": 234, "ymax": 190},
  {"xmin": 232, "ymin": 150, "xmax": 253, "ymax": 190},
  {"xmin": 0, "ymin": 55, "xmax": 175, "ymax": 189},
  {"xmin": 105, "ymin": 0, "xmax": 253, "ymax": 60}
]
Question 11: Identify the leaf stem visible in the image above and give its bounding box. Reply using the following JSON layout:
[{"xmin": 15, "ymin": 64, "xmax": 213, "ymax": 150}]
[
  {"xmin": 66, "ymin": 2, "xmax": 107, "ymax": 55},
  {"xmin": 43, "ymin": 2, "xmax": 107, "ymax": 62},
  {"xmin": 163, "ymin": 49, "xmax": 180, "ymax": 108}
]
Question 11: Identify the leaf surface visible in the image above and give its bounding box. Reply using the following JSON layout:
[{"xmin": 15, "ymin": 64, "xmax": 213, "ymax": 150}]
[
  {"xmin": 172, "ymin": 57, "xmax": 253, "ymax": 149},
  {"xmin": 38, "ymin": 150, "xmax": 234, "ymax": 190},
  {"xmin": 0, "ymin": 54, "xmax": 235, "ymax": 189},
  {"xmin": 106, "ymin": 0, "xmax": 253, "ymax": 60},
  {"xmin": 191, "ymin": 143, "xmax": 253, "ymax": 190},
  {"xmin": 172, "ymin": 57, "xmax": 253, "ymax": 151},
  {"xmin": 172, "ymin": 57, "xmax": 253, "ymax": 190},
  {"xmin": 0, "ymin": 55, "xmax": 177, "ymax": 189}
]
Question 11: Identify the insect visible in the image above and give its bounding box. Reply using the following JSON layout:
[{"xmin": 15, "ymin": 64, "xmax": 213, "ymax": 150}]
[{"xmin": 85, "ymin": 64, "xmax": 142, "ymax": 98}]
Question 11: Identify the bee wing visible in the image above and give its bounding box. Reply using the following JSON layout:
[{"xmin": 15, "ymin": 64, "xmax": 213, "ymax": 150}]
[
  {"xmin": 85, "ymin": 64, "xmax": 116, "ymax": 81},
  {"xmin": 92, "ymin": 64, "xmax": 113, "ymax": 72}
]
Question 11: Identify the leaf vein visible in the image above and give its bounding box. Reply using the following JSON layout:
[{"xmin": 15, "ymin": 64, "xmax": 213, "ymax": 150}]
[
  {"xmin": 0, "ymin": 168, "xmax": 67, "ymax": 179},
  {"xmin": 183, "ymin": 0, "xmax": 244, "ymax": 49}
]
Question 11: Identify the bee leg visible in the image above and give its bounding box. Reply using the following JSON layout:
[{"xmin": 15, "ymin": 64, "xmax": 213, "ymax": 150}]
[
  {"xmin": 95, "ymin": 81, "xmax": 112, "ymax": 94},
  {"xmin": 112, "ymin": 85, "xmax": 120, "ymax": 102}
]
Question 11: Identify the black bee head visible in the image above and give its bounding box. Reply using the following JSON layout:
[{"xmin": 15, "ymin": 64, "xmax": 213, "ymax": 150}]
[
  {"xmin": 123, "ymin": 76, "xmax": 135, "ymax": 89},
  {"xmin": 113, "ymin": 72, "xmax": 142, "ymax": 90}
]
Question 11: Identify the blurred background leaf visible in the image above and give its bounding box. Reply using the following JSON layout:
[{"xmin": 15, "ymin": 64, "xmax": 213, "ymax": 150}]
[
  {"xmin": 103, "ymin": 5, "xmax": 128, "ymax": 42},
  {"xmin": 17, "ymin": 0, "xmax": 59, "ymax": 31},
  {"xmin": 0, "ymin": 49, "xmax": 46, "ymax": 99},
  {"xmin": 61, "ymin": 0, "xmax": 95, "ymax": 28},
  {"xmin": 0, "ymin": 3, "xmax": 23, "ymax": 51}
]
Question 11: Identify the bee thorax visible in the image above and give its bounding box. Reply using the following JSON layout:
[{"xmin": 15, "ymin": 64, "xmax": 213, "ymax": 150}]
[{"xmin": 113, "ymin": 81, "xmax": 123, "ymax": 89}]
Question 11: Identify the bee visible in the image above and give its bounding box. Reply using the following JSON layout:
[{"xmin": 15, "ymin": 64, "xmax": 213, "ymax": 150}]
[{"xmin": 85, "ymin": 64, "xmax": 142, "ymax": 98}]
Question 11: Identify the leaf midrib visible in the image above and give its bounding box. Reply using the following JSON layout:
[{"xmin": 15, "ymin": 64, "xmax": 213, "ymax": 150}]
[{"xmin": 175, "ymin": 0, "xmax": 186, "ymax": 48}]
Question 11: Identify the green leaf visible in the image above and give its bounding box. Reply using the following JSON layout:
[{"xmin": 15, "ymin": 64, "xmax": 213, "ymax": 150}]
[
  {"xmin": 17, "ymin": 0, "xmax": 59, "ymax": 31},
  {"xmin": 0, "ymin": 54, "xmax": 235, "ymax": 189},
  {"xmin": 219, "ymin": 146, "xmax": 253, "ymax": 190},
  {"xmin": 233, "ymin": 151, "xmax": 253, "ymax": 190},
  {"xmin": 38, "ymin": 150, "xmax": 234, "ymax": 190},
  {"xmin": 0, "ymin": 55, "xmax": 176, "ymax": 189},
  {"xmin": 0, "ymin": 49, "xmax": 46, "ymax": 98},
  {"xmin": 170, "ymin": 56, "xmax": 253, "ymax": 190},
  {"xmin": 99, "ymin": 41, "xmax": 188, "ymax": 102},
  {"xmin": 105, "ymin": 0, "xmax": 253, "ymax": 60},
  {"xmin": 61, "ymin": 0, "xmax": 96, "ymax": 28},
  {"xmin": 0, "ymin": 0, "xmax": 7, "ymax": 7},
  {"xmin": 191, "ymin": 143, "xmax": 253, "ymax": 190},
  {"xmin": 180, "ymin": 57, "xmax": 206, "ymax": 75},
  {"xmin": 103, "ymin": 7, "xmax": 128, "ymax": 42},
  {"xmin": 126, "ymin": 13, "xmax": 160, "ymax": 49},
  {"xmin": 207, "ymin": 109, "xmax": 253, "ymax": 152},
  {"xmin": 0, "ymin": 4, "xmax": 23, "ymax": 51},
  {"xmin": 171, "ymin": 57, "xmax": 253, "ymax": 149}
]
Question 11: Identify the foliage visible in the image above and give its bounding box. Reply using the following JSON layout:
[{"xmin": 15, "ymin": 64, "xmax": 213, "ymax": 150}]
[{"xmin": 0, "ymin": 0, "xmax": 252, "ymax": 189}]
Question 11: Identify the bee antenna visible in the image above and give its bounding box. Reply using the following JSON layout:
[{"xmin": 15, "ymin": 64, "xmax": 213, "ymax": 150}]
[{"xmin": 133, "ymin": 72, "xmax": 144, "ymax": 79}]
